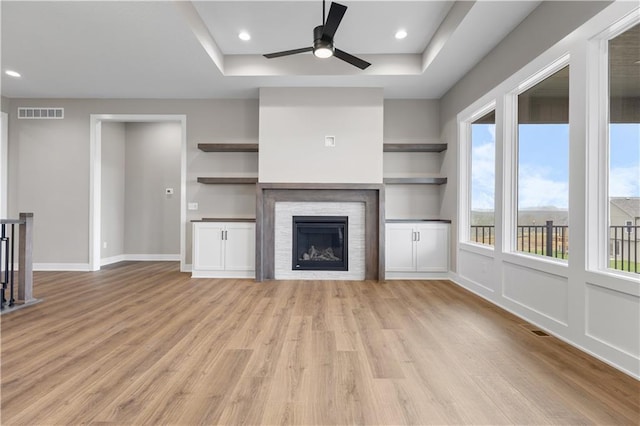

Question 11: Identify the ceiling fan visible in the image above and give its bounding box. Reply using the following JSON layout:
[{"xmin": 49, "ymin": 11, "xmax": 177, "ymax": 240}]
[{"xmin": 263, "ymin": 0, "xmax": 371, "ymax": 70}]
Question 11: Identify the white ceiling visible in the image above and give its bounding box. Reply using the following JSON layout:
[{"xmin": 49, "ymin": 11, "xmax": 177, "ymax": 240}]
[{"xmin": 0, "ymin": 0, "xmax": 541, "ymax": 99}]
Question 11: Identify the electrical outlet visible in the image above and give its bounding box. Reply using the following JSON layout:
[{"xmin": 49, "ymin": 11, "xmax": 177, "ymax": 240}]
[
  {"xmin": 188, "ymin": 202, "xmax": 198, "ymax": 211},
  {"xmin": 103, "ymin": 242, "xmax": 108, "ymax": 249},
  {"xmin": 325, "ymin": 136, "xmax": 335, "ymax": 147}
]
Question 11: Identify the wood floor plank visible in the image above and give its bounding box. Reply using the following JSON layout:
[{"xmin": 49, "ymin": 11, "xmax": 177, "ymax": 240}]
[
  {"xmin": 334, "ymin": 350, "xmax": 380, "ymax": 425},
  {"xmin": 268, "ymin": 315, "xmax": 313, "ymax": 403},
  {"xmin": 1, "ymin": 263, "xmax": 637, "ymax": 425}
]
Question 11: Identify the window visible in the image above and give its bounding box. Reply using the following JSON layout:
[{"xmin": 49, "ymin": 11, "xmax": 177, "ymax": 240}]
[
  {"xmin": 608, "ymin": 24, "xmax": 639, "ymax": 274},
  {"xmin": 516, "ymin": 66, "xmax": 569, "ymax": 260},
  {"xmin": 470, "ymin": 110, "xmax": 496, "ymax": 246}
]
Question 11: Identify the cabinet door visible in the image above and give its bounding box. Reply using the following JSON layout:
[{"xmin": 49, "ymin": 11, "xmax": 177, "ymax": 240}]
[
  {"xmin": 415, "ymin": 224, "xmax": 449, "ymax": 272},
  {"xmin": 385, "ymin": 224, "xmax": 416, "ymax": 272},
  {"xmin": 193, "ymin": 223, "xmax": 225, "ymax": 271},
  {"xmin": 224, "ymin": 223, "xmax": 255, "ymax": 271}
]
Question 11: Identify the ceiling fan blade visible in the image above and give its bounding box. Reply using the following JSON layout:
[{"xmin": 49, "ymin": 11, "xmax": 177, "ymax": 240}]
[
  {"xmin": 322, "ymin": 2, "xmax": 347, "ymax": 41},
  {"xmin": 264, "ymin": 47, "xmax": 313, "ymax": 59},
  {"xmin": 334, "ymin": 48, "xmax": 371, "ymax": 70}
]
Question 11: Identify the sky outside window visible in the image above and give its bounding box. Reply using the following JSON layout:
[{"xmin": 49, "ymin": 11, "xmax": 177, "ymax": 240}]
[{"xmin": 470, "ymin": 110, "xmax": 496, "ymax": 246}]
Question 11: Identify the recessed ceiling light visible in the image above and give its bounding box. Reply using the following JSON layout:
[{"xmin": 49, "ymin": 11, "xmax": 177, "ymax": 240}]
[
  {"xmin": 395, "ymin": 30, "xmax": 407, "ymax": 40},
  {"xmin": 5, "ymin": 70, "xmax": 21, "ymax": 78},
  {"xmin": 238, "ymin": 31, "xmax": 251, "ymax": 41}
]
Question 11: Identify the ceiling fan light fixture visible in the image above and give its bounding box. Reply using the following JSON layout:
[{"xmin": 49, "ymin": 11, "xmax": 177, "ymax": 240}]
[
  {"xmin": 314, "ymin": 44, "xmax": 334, "ymax": 58},
  {"xmin": 264, "ymin": 2, "xmax": 370, "ymax": 69},
  {"xmin": 313, "ymin": 25, "xmax": 334, "ymax": 58}
]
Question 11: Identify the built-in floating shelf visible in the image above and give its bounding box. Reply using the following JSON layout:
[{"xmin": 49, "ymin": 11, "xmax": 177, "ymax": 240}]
[
  {"xmin": 383, "ymin": 177, "xmax": 448, "ymax": 185},
  {"xmin": 197, "ymin": 143, "xmax": 259, "ymax": 152},
  {"xmin": 192, "ymin": 218, "xmax": 256, "ymax": 222},
  {"xmin": 197, "ymin": 177, "xmax": 258, "ymax": 184},
  {"xmin": 383, "ymin": 143, "xmax": 447, "ymax": 153}
]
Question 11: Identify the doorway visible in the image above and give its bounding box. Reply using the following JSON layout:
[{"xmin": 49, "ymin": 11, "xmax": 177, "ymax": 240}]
[{"xmin": 90, "ymin": 115, "xmax": 187, "ymax": 271}]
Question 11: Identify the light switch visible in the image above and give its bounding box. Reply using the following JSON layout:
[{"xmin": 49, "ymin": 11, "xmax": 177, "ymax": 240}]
[
  {"xmin": 165, "ymin": 188, "xmax": 174, "ymax": 195},
  {"xmin": 188, "ymin": 202, "xmax": 199, "ymax": 211}
]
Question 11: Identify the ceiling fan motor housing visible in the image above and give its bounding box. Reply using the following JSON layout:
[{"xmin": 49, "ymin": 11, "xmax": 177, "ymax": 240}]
[{"xmin": 313, "ymin": 25, "xmax": 334, "ymax": 57}]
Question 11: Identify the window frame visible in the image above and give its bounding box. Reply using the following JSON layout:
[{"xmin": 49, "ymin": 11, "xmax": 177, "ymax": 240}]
[
  {"xmin": 458, "ymin": 101, "xmax": 497, "ymax": 251},
  {"xmin": 586, "ymin": 11, "xmax": 639, "ymax": 279},
  {"xmin": 504, "ymin": 54, "xmax": 571, "ymax": 262}
]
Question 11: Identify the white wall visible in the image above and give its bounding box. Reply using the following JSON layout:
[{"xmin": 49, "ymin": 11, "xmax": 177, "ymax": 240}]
[
  {"xmin": 124, "ymin": 122, "xmax": 181, "ymax": 256},
  {"xmin": 100, "ymin": 122, "xmax": 126, "ymax": 260},
  {"xmin": 440, "ymin": 1, "xmax": 639, "ymax": 378},
  {"xmin": 259, "ymin": 88, "xmax": 383, "ymax": 184},
  {"xmin": 440, "ymin": 0, "xmax": 614, "ymax": 271}
]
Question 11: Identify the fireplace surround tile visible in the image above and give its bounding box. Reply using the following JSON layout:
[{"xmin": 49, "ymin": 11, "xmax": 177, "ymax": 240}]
[
  {"xmin": 275, "ymin": 202, "xmax": 365, "ymax": 280},
  {"xmin": 255, "ymin": 183, "xmax": 385, "ymax": 281}
]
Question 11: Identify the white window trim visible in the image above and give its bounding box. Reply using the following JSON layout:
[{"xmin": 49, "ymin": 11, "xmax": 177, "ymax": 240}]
[
  {"xmin": 586, "ymin": 10, "xmax": 639, "ymax": 279},
  {"xmin": 458, "ymin": 101, "xmax": 496, "ymax": 252},
  {"xmin": 504, "ymin": 54, "xmax": 571, "ymax": 261}
]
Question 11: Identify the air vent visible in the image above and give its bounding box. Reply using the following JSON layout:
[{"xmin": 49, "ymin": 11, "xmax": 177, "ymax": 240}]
[
  {"xmin": 18, "ymin": 107, "xmax": 64, "ymax": 119},
  {"xmin": 531, "ymin": 330, "xmax": 549, "ymax": 337}
]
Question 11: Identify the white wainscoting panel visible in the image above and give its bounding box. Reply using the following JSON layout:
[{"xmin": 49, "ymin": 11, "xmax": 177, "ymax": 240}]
[
  {"xmin": 458, "ymin": 248, "xmax": 496, "ymax": 293},
  {"xmin": 586, "ymin": 282, "xmax": 640, "ymax": 357},
  {"xmin": 275, "ymin": 202, "xmax": 365, "ymax": 280},
  {"xmin": 503, "ymin": 262, "xmax": 569, "ymax": 326}
]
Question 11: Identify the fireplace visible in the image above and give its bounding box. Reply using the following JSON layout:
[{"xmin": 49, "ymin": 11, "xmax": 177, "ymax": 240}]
[
  {"xmin": 255, "ymin": 183, "xmax": 384, "ymax": 281},
  {"xmin": 292, "ymin": 216, "xmax": 348, "ymax": 271}
]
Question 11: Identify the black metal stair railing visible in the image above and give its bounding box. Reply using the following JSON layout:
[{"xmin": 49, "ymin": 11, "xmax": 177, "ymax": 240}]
[
  {"xmin": 1, "ymin": 213, "xmax": 35, "ymax": 312},
  {"xmin": 1, "ymin": 219, "xmax": 22, "ymax": 310}
]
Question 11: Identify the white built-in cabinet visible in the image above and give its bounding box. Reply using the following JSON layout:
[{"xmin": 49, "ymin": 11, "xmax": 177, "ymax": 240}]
[
  {"xmin": 385, "ymin": 221, "xmax": 449, "ymax": 279},
  {"xmin": 192, "ymin": 221, "xmax": 255, "ymax": 278}
]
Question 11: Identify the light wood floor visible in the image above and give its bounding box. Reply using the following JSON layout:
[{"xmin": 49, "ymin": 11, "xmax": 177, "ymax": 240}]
[{"xmin": 1, "ymin": 262, "xmax": 638, "ymax": 425}]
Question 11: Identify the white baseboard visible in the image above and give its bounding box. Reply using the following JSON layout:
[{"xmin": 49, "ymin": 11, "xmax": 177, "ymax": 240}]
[
  {"xmin": 101, "ymin": 254, "xmax": 180, "ymax": 266},
  {"xmin": 191, "ymin": 269, "xmax": 255, "ymax": 279},
  {"xmin": 34, "ymin": 256, "xmax": 180, "ymax": 271},
  {"xmin": 182, "ymin": 264, "xmax": 193, "ymax": 273},
  {"xmin": 100, "ymin": 255, "xmax": 126, "ymax": 266},
  {"xmin": 385, "ymin": 271, "xmax": 451, "ymax": 280},
  {"xmin": 34, "ymin": 263, "xmax": 91, "ymax": 271}
]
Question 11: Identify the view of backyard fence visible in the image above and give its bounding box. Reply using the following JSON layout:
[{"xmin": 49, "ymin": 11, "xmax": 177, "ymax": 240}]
[{"xmin": 470, "ymin": 223, "xmax": 639, "ymax": 274}]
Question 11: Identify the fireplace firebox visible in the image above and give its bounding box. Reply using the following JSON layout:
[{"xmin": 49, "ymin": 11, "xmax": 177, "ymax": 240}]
[{"xmin": 292, "ymin": 216, "xmax": 348, "ymax": 271}]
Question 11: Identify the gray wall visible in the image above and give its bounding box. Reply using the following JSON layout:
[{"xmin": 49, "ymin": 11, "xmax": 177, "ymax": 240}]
[
  {"xmin": 6, "ymin": 96, "xmax": 444, "ymax": 265},
  {"xmin": 259, "ymin": 88, "xmax": 384, "ymax": 184},
  {"xmin": 439, "ymin": 0, "xmax": 612, "ymax": 271},
  {"xmin": 124, "ymin": 121, "xmax": 181, "ymax": 256},
  {"xmin": 383, "ymin": 99, "xmax": 442, "ymax": 220},
  {"xmin": 101, "ymin": 122, "xmax": 126, "ymax": 259},
  {"xmin": 6, "ymin": 98, "xmax": 258, "ymax": 265},
  {"xmin": 1, "ymin": 96, "xmax": 9, "ymax": 113}
]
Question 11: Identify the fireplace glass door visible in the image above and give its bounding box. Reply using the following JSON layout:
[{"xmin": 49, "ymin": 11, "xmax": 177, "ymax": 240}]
[{"xmin": 292, "ymin": 216, "xmax": 348, "ymax": 271}]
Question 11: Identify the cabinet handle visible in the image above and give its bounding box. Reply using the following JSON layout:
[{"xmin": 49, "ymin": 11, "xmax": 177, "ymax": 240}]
[
  {"xmin": 224, "ymin": 230, "xmax": 228, "ymax": 240},
  {"xmin": 412, "ymin": 231, "xmax": 416, "ymax": 241},
  {"xmin": 417, "ymin": 231, "xmax": 420, "ymax": 241}
]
